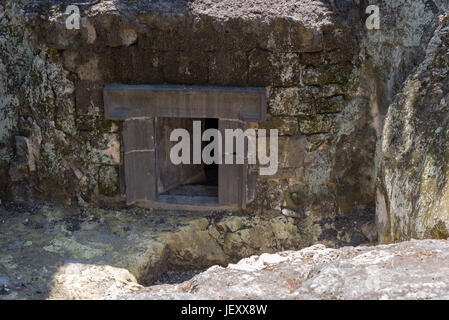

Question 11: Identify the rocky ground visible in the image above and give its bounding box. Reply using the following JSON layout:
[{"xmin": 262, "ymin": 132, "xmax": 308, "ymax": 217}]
[
  {"xmin": 0, "ymin": 202, "xmax": 325, "ymax": 299},
  {"xmin": 0, "ymin": 202, "xmax": 448, "ymax": 300}
]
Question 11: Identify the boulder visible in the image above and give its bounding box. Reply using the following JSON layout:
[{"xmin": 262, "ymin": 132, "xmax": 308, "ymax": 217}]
[
  {"xmin": 109, "ymin": 239, "xmax": 449, "ymax": 300},
  {"xmin": 377, "ymin": 13, "xmax": 449, "ymax": 242}
]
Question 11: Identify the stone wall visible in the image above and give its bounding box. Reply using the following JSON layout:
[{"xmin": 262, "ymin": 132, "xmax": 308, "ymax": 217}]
[{"xmin": 2, "ymin": 0, "xmax": 447, "ymax": 246}]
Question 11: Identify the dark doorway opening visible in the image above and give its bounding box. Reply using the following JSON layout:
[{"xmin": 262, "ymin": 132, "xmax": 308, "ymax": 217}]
[
  {"xmin": 156, "ymin": 117, "xmax": 219, "ymax": 205},
  {"xmin": 203, "ymin": 118, "xmax": 219, "ymax": 187}
]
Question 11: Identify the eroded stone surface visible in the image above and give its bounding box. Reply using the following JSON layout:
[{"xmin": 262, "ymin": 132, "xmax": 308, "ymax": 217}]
[
  {"xmin": 110, "ymin": 239, "xmax": 449, "ymax": 300},
  {"xmin": 377, "ymin": 13, "xmax": 449, "ymax": 242},
  {"xmin": 1, "ymin": 202, "xmax": 447, "ymax": 300},
  {"xmin": 1, "ymin": 203, "xmax": 366, "ymax": 299}
]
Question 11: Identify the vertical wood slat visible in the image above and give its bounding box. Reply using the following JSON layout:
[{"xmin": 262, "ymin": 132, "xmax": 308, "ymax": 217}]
[
  {"xmin": 119, "ymin": 162, "xmax": 126, "ymax": 196},
  {"xmin": 218, "ymin": 119, "xmax": 248, "ymax": 208},
  {"xmin": 125, "ymin": 151, "xmax": 157, "ymax": 204},
  {"xmin": 123, "ymin": 118, "xmax": 155, "ymax": 152},
  {"xmin": 155, "ymin": 118, "xmax": 205, "ymax": 194},
  {"xmin": 246, "ymin": 167, "xmax": 258, "ymax": 205},
  {"xmin": 123, "ymin": 118, "xmax": 157, "ymax": 204}
]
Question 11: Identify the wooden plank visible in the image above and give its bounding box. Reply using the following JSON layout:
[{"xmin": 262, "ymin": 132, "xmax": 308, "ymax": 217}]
[
  {"xmin": 218, "ymin": 162, "xmax": 242, "ymax": 206},
  {"xmin": 157, "ymin": 195, "xmax": 218, "ymax": 205},
  {"xmin": 246, "ymin": 167, "xmax": 258, "ymax": 205},
  {"xmin": 104, "ymin": 84, "xmax": 267, "ymax": 121},
  {"xmin": 119, "ymin": 162, "xmax": 126, "ymax": 196},
  {"xmin": 122, "ymin": 118, "xmax": 157, "ymax": 204},
  {"xmin": 123, "ymin": 118, "xmax": 155, "ymax": 152},
  {"xmin": 124, "ymin": 150, "xmax": 157, "ymax": 205},
  {"xmin": 218, "ymin": 120, "xmax": 248, "ymax": 207},
  {"xmin": 161, "ymin": 184, "xmax": 218, "ymax": 197},
  {"xmin": 240, "ymin": 162, "xmax": 248, "ymax": 209},
  {"xmin": 136, "ymin": 200, "xmax": 235, "ymax": 211}
]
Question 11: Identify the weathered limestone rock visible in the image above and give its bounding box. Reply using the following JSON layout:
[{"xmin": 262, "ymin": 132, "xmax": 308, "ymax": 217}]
[
  {"xmin": 0, "ymin": 203, "xmax": 334, "ymax": 299},
  {"xmin": 258, "ymin": 117, "xmax": 298, "ymax": 136},
  {"xmin": 332, "ymin": 0, "xmax": 449, "ymax": 222},
  {"xmin": 299, "ymin": 114, "xmax": 338, "ymax": 135},
  {"xmin": 50, "ymin": 263, "xmax": 142, "ymax": 300},
  {"xmin": 109, "ymin": 239, "xmax": 449, "ymax": 300},
  {"xmin": 0, "ymin": 274, "xmax": 12, "ymax": 295},
  {"xmin": 1, "ymin": 201, "xmax": 445, "ymax": 300},
  {"xmin": 377, "ymin": 13, "xmax": 449, "ymax": 242},
  {"xmin": 14, "ymin": 136, "xmax": 36, "ymax": 171},
  {"xmin": 361, "ymin": 0, "xmax": 449, "ymax": 115}
]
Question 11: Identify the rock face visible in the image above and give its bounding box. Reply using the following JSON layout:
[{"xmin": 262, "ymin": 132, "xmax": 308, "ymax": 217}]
[
  {"xmin": 376, "ymin": 13, "xmax": 449, "ymax": 242},
  {"xmin": 0, "ymin": 0, "xmax": 381, "ymax": 247},
  {"xmin": 1, "ymin": 0, "xmax": 449, "ymax": 269},
  {"xmin": 109, "ymin": 239, "xmax": 449, "ymax": 300}
]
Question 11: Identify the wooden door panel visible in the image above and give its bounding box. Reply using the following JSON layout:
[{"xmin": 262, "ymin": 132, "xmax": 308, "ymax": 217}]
[
  {"xmin": 123, "ymin": 118, "xmax": 157, "ymax": 204},
  {"xmin": 218, "ymin": 119, "xmax": 248, "ymax": 207},
  {"xmin": 155, "ymin": 117, "xmax": 205, "ymax": 195}
]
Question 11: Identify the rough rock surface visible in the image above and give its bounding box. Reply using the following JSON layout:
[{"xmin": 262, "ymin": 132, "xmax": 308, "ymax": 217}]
[
  {"xmin": 1, "ymin": 0, "xmax": 449, "ymax": 287},
  {"xmin": 1, "ymin": 202, "xmax": 448, "ymax": 299},
  {"xmin": 0, "ymin": 0, "xmax": 380, "ymax": 247},
  {"xmin": 2, "ymin": 1, "xmax": 449, "ymax": 244},
  {"xmin": 377, "ymin": 13, "xmax": 449, "ymax": 242},
  {"xmin": 1, "ymin": 203, "xmax": 367, "ymax": 299},
  {"xmin": 110, "ymin": 239, "xmax": 449, "ymax": 300}
]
